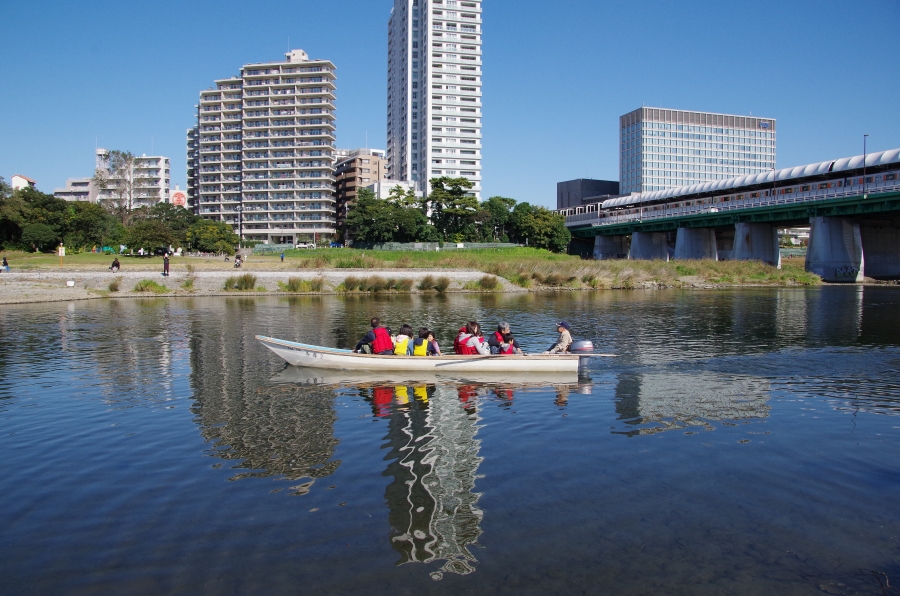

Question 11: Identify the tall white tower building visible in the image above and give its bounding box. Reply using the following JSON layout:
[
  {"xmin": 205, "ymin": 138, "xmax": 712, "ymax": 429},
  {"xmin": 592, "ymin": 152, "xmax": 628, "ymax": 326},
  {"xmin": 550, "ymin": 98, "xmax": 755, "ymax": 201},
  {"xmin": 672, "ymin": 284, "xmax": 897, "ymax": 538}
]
[
  {"xmin": 387, "ymin": 0, "xmax": 482, "ymax": 198},
  {"xmin": 190, "ymin": 50, "xmax": 337, "ymax": 245}
]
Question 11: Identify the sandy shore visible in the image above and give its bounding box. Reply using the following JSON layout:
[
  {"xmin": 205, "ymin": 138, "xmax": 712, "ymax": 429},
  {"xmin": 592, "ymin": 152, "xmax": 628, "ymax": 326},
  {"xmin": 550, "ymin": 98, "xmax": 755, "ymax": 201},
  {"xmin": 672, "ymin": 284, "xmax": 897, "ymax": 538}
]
[{"xmin": 0, "ymin": 268, "xmax": 525, "ymax": 304}]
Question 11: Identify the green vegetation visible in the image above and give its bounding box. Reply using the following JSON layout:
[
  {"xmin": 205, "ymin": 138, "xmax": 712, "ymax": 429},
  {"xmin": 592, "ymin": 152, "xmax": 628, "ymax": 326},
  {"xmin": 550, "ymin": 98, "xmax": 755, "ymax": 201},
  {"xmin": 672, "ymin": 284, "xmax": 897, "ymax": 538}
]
[
  {"xmin": 181, "ymin": 278, "xmax": 195, "ymax": 290},
  {"xmin": 343, "ymin": 178, "xmax": 570, "ymax": 252},
  {"xmin": 338, "ymin": 275, "xmax": 417, "ymax": 293},
  {"xmin": 224, "ymin": 274, "xmax": 257, "ymax": 291},
  {"xmin": 133, "ymin": 279, "xmax": 168, "ymax": 293},
  {"xmin": 108, "ymin": 278, "xmax": 122, "ymax": 292},
  {"xmin": 279, "ymin": 276, "xmax": 326, "ymax": 292},
  {"xmin": 463, "ymin": 275, "xmax": 500, "ymax": 291}
]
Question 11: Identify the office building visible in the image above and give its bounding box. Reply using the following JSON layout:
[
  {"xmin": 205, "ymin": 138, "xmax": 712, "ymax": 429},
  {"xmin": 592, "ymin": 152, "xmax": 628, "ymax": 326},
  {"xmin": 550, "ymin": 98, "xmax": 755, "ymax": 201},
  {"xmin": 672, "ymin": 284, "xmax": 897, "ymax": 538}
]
[
  {"xmin": 95, "ymin": 149, "xmax": 170, "ymax": 209},
  {"xmin": 387, "ymin": 0, "xmax": 483, "ymax": 198},
  {"xmin": 557, "ymin": 179, "xmax": 619, "ymax": 210},
  {"xmin": 54, "ymin": 178, "xmax": 97, "ymax": 202},
  {"xmin": 334, "ymin": 148, "xmax": 389, "ymax": 235},
  {"xmin": 190, "ymin": 49, "xmax": 337, "ymax": 245},
  {"xmin": 620, "ymin": 107, "xmax": 776, "ymax": 195}
]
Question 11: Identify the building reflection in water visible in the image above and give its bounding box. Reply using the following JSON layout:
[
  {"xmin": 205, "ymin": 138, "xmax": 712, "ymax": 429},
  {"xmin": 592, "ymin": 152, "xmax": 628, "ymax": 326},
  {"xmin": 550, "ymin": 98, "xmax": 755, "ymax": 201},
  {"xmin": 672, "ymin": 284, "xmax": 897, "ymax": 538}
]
[
  {"xmin": 378, "ymin": 383, "xmax": 485, "ymax": 580},
  {"xmin": 613, "ymin": 372, "xmax": 771, "ymax": 436}
]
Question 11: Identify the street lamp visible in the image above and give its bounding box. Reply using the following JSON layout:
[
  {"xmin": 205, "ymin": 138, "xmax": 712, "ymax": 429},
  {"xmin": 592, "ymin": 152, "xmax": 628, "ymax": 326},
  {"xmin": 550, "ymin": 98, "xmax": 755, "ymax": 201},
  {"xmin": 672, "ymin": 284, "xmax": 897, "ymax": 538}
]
[{"xmin": 863, "ymin": 134, "xmax": 869, "ymax": 199}]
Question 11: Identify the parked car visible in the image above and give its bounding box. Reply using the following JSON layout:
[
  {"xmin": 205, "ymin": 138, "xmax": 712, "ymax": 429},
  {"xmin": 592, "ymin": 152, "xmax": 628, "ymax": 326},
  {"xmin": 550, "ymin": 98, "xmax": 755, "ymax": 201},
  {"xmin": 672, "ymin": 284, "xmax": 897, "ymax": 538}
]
[
  {"xmin": 294, "ymin": 243, "xmax": 316, "ymax": 249},
  {"xmin": 153, "ymin": 247, "xmax": 168, "ymax": 256}
]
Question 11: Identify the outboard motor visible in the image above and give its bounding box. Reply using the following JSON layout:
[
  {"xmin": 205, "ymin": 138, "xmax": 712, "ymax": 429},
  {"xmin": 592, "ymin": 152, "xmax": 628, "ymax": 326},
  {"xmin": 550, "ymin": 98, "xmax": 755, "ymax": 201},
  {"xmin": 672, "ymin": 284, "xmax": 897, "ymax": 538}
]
[{"xmin": 569, "ymin": 340, "xmax": 594, "ymax": 353}]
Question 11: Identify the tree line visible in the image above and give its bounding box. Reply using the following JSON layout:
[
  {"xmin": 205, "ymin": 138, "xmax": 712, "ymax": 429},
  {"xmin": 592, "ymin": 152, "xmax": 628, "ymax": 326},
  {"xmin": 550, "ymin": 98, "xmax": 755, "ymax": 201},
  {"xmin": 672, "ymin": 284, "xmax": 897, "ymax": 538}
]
[
  {"xmin": 0, "ymin": 176, "xmax": 238, "ymax": 254},
  {"xmin": 345, "ymin": 177, "xmax": 571, "ymax": 252}
]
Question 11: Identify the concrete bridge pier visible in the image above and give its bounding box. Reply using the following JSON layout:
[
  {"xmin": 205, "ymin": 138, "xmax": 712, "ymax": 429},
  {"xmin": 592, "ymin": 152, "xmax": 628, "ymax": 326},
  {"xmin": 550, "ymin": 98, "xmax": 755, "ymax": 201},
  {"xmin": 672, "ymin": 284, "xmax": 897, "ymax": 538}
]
[
  {"xmin": 593, "ymin": 235, "xmax": 629, "ymax": 260},
  {"xmin": 733, "ymin": 222, "xmax": 782, "ymax": 268},
  {"xmin": 860, "ymin": 218, "xmax": 900, "ymax": 279},
  {"xmin": 805, "ymin": 216, "xmax": 864, "ymax": 282},
  {"xmin": 674, "ymin": 228, "xmax": 718, "ymax": 260},
  {"xmin": 629, "ymin": 232, "xmax": 669, "ymax": 260}
]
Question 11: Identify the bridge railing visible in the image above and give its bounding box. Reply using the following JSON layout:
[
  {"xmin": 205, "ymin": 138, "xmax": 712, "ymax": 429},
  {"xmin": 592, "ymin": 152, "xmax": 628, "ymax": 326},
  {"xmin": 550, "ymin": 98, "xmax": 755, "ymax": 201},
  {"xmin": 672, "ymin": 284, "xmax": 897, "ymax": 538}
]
[{"xmin": 565, "ymin": 181, "xmax": 900, "ymax": 227}]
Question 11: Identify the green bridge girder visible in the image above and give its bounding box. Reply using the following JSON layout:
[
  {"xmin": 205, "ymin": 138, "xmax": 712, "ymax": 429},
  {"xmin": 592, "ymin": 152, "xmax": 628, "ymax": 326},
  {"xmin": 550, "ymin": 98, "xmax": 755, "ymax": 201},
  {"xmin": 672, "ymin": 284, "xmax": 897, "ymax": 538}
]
[{"xmin": 568, "ymin": 190, "xmax": 900, "ymax": 238}]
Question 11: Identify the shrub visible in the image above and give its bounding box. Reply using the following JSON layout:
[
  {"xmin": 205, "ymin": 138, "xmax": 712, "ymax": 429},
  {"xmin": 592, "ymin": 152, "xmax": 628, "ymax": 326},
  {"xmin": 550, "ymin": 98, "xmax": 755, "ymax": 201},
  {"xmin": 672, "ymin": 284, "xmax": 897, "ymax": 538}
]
[
  {"xmin": 418, "ymin": 275, "xmax": 436, "ymax": 291},
  {"xmin": 309, "ymin": 276, "xmax": 325, "ymax": 292},
  {"xmin": 434, "ymin": 276, "xmax": 451, "ymax": 293},
  {"xmin": 181, "ymin": 278, "xmax": 195, "ymax": 290},
  {"xmin": 361, "ymin": 275, "xmax": 388, "ymax": 292},
  {"xmin": 224, "ymin": 273, "xmax": 257, "ymax": 291},
  {"xmin": 395, "ymin": 278, "xmax": 414, "ymax": 292},
  {"xmin": 479, "ymin": 275, "xmax": 499, "ymax": 290},
  {"xmin": 280, "ymin": 276, "xmax": 327, "ymax": 292},
  {"xmin": 543, "ymin": 273, "xmax": 565, "ymax": 286},
  {"xmin": 108, "ymin": 278, "xmax": 121, "ymax": 292},
  {"xmin": 282, "ymin": 277, "xmax": 304, "ymax": 292},
  {"xmin": 340, "ymin": 276, "xmax": 361, "ymax": 291},
  {"xmin": 134, "ymin": 279, "xmax": 168, "ymax": 293}
]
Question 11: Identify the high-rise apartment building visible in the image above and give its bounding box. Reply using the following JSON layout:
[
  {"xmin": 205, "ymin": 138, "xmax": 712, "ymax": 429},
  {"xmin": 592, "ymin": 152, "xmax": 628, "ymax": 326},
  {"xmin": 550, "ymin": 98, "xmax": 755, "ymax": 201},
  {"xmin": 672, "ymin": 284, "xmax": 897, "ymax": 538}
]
[
  {"xmin": 95, "ymin": 148, "xmax": 170, "ymax": 209},
  {"xmin": 620, "ymin": 107, "xmax": 776, "ymax": 195},
  {"xmin": 387, "ymin": 0, "xmax": 483, "ymax": 198},
  {"xmin": 190, "ymin": 50, "xmax": 337, "ymax": 245}
]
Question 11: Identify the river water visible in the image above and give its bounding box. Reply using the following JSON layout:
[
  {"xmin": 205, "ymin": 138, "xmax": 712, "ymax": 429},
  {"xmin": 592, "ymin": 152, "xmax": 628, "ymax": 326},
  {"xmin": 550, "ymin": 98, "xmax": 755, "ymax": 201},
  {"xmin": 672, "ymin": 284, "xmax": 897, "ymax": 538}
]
[{"xmin": 1, "ymin": 288, "xmax": 899, "ymax": 595}]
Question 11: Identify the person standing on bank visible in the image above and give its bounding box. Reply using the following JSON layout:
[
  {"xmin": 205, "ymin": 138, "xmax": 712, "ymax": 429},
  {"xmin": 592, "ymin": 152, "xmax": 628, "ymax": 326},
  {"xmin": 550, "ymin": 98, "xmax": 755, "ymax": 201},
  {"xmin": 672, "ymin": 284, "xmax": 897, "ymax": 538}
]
[
  {"xmin": 354, "ymin": 317, "xmax": 395, "ymax": 355},
  {"xmin": 162, "ymin": 253, "xmax": 170, "ymax": 277},
  {"xmin": 2, "ymin": 256, "xmax": 9, "ymax": 273},
  {"xmin": 543, "ymin": 321, "xmax": 573, "ymax": 354}
]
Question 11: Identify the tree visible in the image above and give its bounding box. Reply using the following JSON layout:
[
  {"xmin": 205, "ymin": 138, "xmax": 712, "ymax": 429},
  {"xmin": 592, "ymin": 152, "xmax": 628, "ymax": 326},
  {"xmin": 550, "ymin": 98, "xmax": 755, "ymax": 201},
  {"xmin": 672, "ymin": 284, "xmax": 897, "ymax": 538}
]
[
  {"xmin": 512, "ymin": 205, "xmax": 571, "ymax": 252},
  {"xmin": 426, "ymin": 177, "xmax": 478, "ymax": 240},
  {"xmin": 93, "ymin": 150, "xmax": 138, "ymax": 225},
  {"xmin": 64, "ymin": 202, "xmax": 118, "ymax": 249},
  {"xmin": 136, "ymin": 202, "xmax": 198, "ymax": 246},
  {"xmin": 21, "ymin": 223, "xmax": 59, "ymax": 252},
  {"xmin": 345, "ymin": 188, "xmax": 402, "ymax": 243},
  {"xmin": 0, "ymin": 189, "xmax": 29, "ymax": 248},
  {"xmin": 508, "ymin": 202, "xmax": 534, "ymax": 244},
  {"xmin": 126, "ymin": 220, "xmax": 175, "ymax": 252},
  {"xmin": 482, "ymin": 196, "xmax": 516, "ymax": 241},
  {"xmin": 185, "ymin": 220, "xmax": 239, "ymax": 254}
]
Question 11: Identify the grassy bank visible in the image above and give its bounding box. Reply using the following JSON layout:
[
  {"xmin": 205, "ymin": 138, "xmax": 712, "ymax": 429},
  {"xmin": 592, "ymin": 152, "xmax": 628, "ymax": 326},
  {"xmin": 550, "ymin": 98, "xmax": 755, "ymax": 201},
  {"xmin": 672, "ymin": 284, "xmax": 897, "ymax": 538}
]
[{"xmin": 0, "ymin": 247, "xmax": 820, "ymax": 288}]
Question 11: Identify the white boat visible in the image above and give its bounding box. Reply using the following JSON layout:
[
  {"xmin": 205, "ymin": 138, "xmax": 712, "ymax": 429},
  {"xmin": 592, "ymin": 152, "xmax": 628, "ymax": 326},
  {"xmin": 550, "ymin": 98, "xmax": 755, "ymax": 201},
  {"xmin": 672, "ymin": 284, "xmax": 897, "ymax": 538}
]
[{"xmin": 256, "ymin": 335, "xmax": 583, "ymax": 373}]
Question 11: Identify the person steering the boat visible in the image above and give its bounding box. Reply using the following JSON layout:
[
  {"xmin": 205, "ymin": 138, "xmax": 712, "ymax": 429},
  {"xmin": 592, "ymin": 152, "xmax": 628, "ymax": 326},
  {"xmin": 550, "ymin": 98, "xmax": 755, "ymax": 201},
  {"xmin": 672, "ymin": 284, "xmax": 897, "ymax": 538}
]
[
  {"xmin": 488, "ymin": 321, "xmax": 522, "ymax": 354},
  {"xmin": 455, "ymin": 321, "xmax": 490, "ymax": 355},
  {"xmin": 354, "ymin": 317, "xmax": 395, "ymax": 355},
  {"xmin": 543, "ymin": 321, "xmax": 573, "ymax": 354}
]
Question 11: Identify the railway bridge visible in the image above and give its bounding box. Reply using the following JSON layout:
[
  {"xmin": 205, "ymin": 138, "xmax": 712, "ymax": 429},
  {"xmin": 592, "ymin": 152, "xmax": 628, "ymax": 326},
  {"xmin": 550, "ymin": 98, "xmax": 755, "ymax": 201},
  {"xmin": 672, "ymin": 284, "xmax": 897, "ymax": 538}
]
[{"xmin": 561, "ymin": 149, "xmax": 900, "ymax": 282}]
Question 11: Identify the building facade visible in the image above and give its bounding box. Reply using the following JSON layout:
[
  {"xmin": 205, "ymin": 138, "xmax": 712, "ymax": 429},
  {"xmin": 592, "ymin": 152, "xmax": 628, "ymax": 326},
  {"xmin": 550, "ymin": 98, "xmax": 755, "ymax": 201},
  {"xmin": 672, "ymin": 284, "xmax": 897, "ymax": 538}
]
[
  {"xmin": 95, "ymin": 149, "xmax": 170, "ymax": 209},
  {"xmin": 11, "ymin": 175, "xmax": 36, "ymax": 191},
  {"xmin": 334, "ymin": 148, "xmax": 389, "ymax": 237},
  {"xmin": 53, "ymin": 178, "xmax": 97, "ymax": 202},
  {"xmin": 387, "ymin": 0, "xmax": 483, "ymax": 198},
  {"xmin": 620, "ymin": 107, "xmax": 776, "ymax": 195},
  {"xmin": 557, "ymin": 179, "xmax": 620, "ymax": 210},
  {"xmin": 190, "ymin": 49, "xmax": 337, "ymax": 245}
]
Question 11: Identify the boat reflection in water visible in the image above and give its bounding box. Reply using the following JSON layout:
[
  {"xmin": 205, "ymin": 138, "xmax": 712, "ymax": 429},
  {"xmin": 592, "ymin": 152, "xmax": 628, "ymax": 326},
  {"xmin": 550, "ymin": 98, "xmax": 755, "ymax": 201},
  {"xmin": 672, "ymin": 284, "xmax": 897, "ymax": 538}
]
[{"xmin": 272, "ymin": 367, "xmax": 590, "ymax": 579}]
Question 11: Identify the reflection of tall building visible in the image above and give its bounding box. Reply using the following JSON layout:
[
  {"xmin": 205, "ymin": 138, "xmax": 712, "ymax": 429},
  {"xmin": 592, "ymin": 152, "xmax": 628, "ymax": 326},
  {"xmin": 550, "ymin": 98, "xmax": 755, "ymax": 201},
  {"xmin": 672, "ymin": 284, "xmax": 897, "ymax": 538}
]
[
  {"xmin": 382, "ymin": 384, "xmax": 484, "ymax": 579},
  {"xmin": 613, "ymin": 372, "xmax": 771, "ymax": 435}
]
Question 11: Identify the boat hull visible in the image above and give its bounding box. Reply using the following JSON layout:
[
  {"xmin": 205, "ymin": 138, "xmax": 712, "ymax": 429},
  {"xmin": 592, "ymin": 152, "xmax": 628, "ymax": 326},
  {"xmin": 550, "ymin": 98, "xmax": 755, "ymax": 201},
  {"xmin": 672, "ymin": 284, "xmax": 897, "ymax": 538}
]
[{"xmin": 256, "ymin": 335, "xmax": 581, "ymax": 373}]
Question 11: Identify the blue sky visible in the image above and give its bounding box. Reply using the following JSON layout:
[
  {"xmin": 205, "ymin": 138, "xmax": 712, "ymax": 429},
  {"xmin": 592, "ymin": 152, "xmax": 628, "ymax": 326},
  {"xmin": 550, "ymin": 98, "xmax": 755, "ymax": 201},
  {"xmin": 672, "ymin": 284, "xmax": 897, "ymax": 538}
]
[{"xmin": 1, "ymin": 0, "xmax": 898, "ymax": 208}]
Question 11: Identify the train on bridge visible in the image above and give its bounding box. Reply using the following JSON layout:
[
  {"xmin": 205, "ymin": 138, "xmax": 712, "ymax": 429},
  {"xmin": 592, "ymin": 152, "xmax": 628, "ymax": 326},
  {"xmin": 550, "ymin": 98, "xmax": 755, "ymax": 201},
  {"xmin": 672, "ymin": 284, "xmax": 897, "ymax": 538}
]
[{"xmin": 559, "ymin": 148, "xmax": 900, "ymax": 283}]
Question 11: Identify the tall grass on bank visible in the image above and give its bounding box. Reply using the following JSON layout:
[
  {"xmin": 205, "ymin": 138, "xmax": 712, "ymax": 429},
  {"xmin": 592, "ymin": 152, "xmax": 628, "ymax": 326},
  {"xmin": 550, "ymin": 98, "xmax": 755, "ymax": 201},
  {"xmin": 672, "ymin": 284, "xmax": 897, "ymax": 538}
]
[
  {"xmin": 464, "ymin": 275, "xmax": 500, "ymax": 291},
  {"xmin": 279, "ymin": 276, "xmax": 326, "ymax": 292},
  {"xmin": 338, "ymin": 275, "xmax": 416, "ymax": 293},
  {"xmin": 134, "ymin": 279, "xmax": 168, "ymax": 293},
  {"xmin": 108, "ymin": 277, "xmax": 122, "ymax": 292},
  {"xmin": 224, "ymin": 274, "xmax": 257, "ymax": 291}
]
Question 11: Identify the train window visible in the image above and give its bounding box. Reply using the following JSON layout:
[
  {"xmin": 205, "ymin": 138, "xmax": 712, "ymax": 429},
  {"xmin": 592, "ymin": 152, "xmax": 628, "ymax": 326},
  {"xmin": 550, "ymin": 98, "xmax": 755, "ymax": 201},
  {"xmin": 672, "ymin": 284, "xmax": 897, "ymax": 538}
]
[
  {"xmin": 780, "ymin": 188, "xmax": 793, "ymax": 194},
  {"xmin": 818, "ymin": 183, "xmax": 829, "ymax": 189},
  {"xmin": 886, "ymin": 174, "xmax": 897, "ymax": 181},
  {"xmin": 801, "ymin": 185, "xmax": 810, "ymax": 192},
  {"xmin": 750, "ymin": 192, "xmax": 760, "ymax": 198},
  {"xmin": 865, "ymin": 177, "xmax": 873, "ymax": 183},
  {"xmin": 736, "ymin": 194, "xmax": 744, "ymax": 200}
]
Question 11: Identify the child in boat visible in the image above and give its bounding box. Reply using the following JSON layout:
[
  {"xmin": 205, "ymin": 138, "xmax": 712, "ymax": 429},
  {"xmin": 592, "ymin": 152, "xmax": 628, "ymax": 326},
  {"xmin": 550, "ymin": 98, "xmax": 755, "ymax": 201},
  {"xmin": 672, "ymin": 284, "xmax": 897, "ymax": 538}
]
[
  {"xmin": 411, "ymin": 328, "xmax": 441, "ymax": 356},
  {"xmin": 393, "ymin": 324, "xmax": 415, "ymax": 355},
  {"xmin": 499, "ymin": 332, "xmax": 523, "ymax": 355}
]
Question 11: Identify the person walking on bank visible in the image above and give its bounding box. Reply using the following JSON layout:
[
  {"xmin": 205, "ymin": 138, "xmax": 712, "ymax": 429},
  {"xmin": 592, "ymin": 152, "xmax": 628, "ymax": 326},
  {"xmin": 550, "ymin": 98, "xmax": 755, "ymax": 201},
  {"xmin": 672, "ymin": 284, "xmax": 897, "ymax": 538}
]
[
  {"xmin": 543, "ymin": 321, "xmax": 573, "ymax": 354},
  {"xmin": 162, "ymin": 253, "xmax": 170, "ymax": 277},
  {"xmin": 2, "ymin": 256, "xmax": 9, "ymax": 273}
]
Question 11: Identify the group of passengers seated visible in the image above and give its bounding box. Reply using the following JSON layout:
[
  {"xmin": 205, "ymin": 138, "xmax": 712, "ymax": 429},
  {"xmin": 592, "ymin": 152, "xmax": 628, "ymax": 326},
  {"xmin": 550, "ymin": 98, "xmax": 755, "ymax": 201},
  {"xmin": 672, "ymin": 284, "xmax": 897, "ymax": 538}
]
[{"xmin": 353, "ymin": 318, "xmax": 441, "ymax": 356}]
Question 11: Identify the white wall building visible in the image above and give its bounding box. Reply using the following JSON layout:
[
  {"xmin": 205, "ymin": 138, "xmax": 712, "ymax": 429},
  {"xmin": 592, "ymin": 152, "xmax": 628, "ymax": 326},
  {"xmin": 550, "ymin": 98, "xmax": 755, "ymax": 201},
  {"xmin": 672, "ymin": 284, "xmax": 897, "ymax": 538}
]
[
  {"xmin": 190, "ymin": 49, "xmax": 337, "ymax": 245},
  {"xmin": 10, "ymin": 175, "xmax": 36, "ymax": 190},
  {"xmin": 620, "ymin": 107, "xmax": 776, "ymax": 195},
  {"xmin": 95, "ymin": 149, "xmax": 171, "ymax": 209},
  {"xmin": 54, "ymin": 178, "xmax": 97, "ymax": 202},
  {"xmin": 366, "ymin": 179, "xmax": 422, "ymax": 199},
  {"xmin": 387, "ymin": 0, "xmax": 483, "ymax": 199}
]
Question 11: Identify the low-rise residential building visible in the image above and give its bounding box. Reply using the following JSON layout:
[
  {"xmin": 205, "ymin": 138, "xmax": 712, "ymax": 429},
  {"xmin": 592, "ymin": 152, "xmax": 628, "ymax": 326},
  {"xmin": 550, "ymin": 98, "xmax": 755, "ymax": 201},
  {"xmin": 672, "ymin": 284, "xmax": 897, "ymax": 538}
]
[
  {"xmin": 11, "ymin": 175, "xmax": 36, "ymax": 190},
  {"xmin": 366, "ymin": 179, "xmax": 421, "ymax": 200},
  {"xmin": 54, "ymin": 178, "xmax": 97, "ymax": 202},
  {"xmin": 334, "ymin": 148, "xmax": 389, "ymax": 235}
]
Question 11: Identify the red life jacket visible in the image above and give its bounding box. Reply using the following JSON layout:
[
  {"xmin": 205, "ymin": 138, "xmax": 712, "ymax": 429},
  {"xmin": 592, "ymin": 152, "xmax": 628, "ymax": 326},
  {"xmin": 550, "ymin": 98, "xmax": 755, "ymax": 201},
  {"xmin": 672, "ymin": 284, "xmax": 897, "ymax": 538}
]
[
  {"xmin": 456, "ymin": 332, "xmax": 481, "ymax": 355},
  {"xmin": 492, "ymin": 331, "xmax": 514, "ymax": 354},
  {"xmin": 452, "ymin": 326, "xmax": 468, "ymax": 354},
  {"xmin": 371, "ymin": 326, "xmax": 393, "ymax": 354},
  {"xmin": 500, "ymin": 342, "xmax": 514, "ymax": 355}
]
